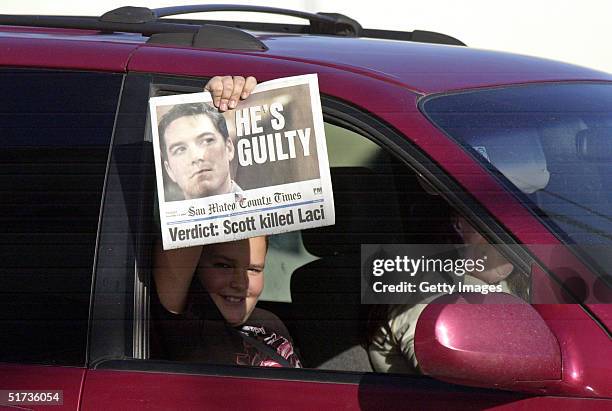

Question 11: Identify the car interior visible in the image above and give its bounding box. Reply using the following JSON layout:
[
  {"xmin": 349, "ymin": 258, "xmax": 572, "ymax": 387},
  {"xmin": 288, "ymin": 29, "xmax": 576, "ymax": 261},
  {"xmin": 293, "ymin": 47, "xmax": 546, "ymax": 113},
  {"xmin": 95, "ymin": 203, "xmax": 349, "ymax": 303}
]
[{"xmin": 147, "ymin": 120, "xmax": 483, "ymax": 372}]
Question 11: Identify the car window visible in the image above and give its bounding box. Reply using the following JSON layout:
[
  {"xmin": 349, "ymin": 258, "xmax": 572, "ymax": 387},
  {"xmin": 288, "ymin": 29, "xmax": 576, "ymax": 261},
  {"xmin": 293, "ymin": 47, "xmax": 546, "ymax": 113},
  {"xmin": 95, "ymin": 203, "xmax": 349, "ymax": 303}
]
[
  {"xmin": 423, "ymin": 83, "xmax": 612, "ymax": 278},
  {"xmin": 88, "ymin": 74, "xmax": 530, "ymax": 380},
  {"xmin": 0, "ymin": 69, "xmax": 122, "ymax": 365},
  {"xmin": 148, "ymin": 113, "xmax": 530, "ymax": 372},
  {"xmin": 261, "ymin": 123, "xmax": 384, "ymax": 302}
]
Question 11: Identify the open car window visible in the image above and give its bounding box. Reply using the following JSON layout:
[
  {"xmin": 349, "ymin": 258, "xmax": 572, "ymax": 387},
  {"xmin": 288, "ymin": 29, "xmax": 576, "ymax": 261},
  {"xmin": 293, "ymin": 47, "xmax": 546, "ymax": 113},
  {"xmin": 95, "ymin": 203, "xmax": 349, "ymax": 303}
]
[
  {"xmin": 147, "ymin": 109, "xmax": 530, "ymax": 372},
  {"xmin": 87, "ymin": 74, "xmax": 531, "ymax": 381}
]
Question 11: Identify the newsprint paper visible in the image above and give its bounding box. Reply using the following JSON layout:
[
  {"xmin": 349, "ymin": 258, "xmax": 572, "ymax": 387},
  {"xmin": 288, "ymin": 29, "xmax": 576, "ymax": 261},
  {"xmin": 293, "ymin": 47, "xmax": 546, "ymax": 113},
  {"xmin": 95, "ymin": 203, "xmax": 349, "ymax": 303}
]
[{"xmin": 150, "ymin": 74, "xmax": 335, "ymax": 250}]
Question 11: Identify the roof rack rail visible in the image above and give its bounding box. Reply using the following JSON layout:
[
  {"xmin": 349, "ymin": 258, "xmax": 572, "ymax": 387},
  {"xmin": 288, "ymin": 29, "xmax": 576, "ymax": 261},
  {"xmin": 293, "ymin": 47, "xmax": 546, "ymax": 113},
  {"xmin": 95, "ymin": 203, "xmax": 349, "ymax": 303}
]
[
  {"xmin": 0, "ymin": 5, "xmax": 465, "ymax": 48},
  {"xmin": 0, "ymin": 6, "xmax": 268, "ymax": 51},
  {"xmin": 150, "ymin": 5, "xmax": 464, "ymax": 46},
  {"xmin": 153, "ymin": 5, "xmax": 362, "ymax": 36}
]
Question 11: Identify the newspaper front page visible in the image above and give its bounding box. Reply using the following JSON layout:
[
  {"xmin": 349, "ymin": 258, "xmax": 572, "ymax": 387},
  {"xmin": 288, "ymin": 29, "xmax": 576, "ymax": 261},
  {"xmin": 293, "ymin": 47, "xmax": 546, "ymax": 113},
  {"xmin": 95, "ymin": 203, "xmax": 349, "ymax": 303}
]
[{"xmin": 150, "ymin": 74, "xmax": 335, "ymax": 250}]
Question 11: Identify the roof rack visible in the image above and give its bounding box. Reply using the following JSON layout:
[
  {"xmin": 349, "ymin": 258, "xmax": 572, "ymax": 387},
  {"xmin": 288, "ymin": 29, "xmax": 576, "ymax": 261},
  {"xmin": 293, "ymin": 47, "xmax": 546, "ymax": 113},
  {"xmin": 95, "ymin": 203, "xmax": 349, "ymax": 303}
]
[
  {"xmin": 152, "ymin": 5, "xmax": 363, "ymax": 37},
  {"xmin": 0, "ymin": 5, "xmax": 466, "ymax": 49},
  {"xmin": 0, "ymin": 6, "xmax": 268, "ymax": 50},
  {"xmin": 149, "ymin": 5, "xmax": 465, "ymax": 46}
]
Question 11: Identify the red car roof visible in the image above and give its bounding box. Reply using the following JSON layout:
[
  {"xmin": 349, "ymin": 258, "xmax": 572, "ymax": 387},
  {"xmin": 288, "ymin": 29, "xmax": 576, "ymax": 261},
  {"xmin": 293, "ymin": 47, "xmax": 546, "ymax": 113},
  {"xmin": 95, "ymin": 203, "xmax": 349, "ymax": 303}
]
[
  {"xmin": 254, "ymin": 33, "xmax": 612, "ymax": 94},
  {"xmin": 1, "ymin": 26, "xmax": 611, "ymax": 94}
]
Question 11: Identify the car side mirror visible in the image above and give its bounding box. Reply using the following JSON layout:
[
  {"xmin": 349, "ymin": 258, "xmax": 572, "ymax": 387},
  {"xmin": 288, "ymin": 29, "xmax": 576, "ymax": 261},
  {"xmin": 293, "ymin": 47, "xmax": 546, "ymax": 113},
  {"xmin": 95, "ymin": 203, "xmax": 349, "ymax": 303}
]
[{"xmin": 414, "ymin": 293, "xmax": 561, "ymax": 393}]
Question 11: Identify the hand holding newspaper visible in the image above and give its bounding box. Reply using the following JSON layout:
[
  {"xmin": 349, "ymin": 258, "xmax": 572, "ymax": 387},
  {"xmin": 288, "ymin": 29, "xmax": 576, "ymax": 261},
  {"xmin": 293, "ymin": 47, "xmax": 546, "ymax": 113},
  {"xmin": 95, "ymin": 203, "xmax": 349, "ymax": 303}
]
[{"xmin": 150, "ymin": 74, "xmax": 335, "ymax": 250}]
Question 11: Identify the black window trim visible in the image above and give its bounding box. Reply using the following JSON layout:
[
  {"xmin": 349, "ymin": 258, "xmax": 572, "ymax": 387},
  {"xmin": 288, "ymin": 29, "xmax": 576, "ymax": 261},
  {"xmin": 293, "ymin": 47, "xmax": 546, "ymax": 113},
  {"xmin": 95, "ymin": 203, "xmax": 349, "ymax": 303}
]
[
  {"xmin": 89, "ymin": 72, "xmax": 156, "ymax": 368},
  {"xmin": 86, "ymin": 72, "xmax": 127, "ymax": 367},
  {"xmin": 93, "ymin": 358, "xmax": 527, "ymax": 401}
]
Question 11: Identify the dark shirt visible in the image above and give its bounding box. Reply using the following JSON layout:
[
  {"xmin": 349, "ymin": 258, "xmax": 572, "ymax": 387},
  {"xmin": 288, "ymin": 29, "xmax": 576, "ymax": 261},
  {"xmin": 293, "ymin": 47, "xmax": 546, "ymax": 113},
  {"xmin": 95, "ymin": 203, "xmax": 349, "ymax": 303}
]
[{"xmin": 152, "ymin": 290, "xmax": 301, "ymax": 368}]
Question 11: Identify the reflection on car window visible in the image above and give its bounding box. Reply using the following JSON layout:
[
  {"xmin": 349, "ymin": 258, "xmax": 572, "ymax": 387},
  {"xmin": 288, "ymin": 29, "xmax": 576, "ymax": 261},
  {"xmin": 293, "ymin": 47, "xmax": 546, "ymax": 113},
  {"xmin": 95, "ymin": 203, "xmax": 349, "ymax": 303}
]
[{"xmin": 424, "ymin": 83, "xmax": 612, "ymax": 276}]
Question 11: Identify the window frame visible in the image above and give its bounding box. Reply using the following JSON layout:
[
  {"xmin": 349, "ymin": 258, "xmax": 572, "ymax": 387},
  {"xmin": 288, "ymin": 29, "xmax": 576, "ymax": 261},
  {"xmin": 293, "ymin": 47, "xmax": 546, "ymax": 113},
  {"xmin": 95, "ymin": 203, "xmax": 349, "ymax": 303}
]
[{"xmin": 89, "ymin": 72, "xmax": 538, "ymax": 389}]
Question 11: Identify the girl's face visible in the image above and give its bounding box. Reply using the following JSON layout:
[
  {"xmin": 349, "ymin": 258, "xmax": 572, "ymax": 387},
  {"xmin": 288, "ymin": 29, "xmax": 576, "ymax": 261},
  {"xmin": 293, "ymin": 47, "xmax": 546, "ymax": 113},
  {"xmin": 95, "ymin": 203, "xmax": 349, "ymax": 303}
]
[{"xmin": 197, "ymin": 236, "xmax": 266, "ymax": 326}]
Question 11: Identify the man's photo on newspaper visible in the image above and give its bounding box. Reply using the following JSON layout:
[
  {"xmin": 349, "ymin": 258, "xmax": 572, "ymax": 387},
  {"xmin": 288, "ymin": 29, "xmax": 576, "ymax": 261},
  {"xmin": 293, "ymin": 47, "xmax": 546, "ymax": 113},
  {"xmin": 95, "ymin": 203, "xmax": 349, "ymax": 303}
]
[
  {"xmin": 156, "ymin": 83, "xmax": 320, "ymax": 202},
  {"xmin": 156, "ymin": 101, "xmax": 239, "ymax": 202}
]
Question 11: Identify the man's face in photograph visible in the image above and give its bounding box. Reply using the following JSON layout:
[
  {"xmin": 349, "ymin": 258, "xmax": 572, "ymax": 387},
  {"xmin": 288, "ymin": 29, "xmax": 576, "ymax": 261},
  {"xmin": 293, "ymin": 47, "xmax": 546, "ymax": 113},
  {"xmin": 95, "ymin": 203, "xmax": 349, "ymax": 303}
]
[{"xmin": 163, "ymin": 113, "xmax": 235, "ymax": 199}]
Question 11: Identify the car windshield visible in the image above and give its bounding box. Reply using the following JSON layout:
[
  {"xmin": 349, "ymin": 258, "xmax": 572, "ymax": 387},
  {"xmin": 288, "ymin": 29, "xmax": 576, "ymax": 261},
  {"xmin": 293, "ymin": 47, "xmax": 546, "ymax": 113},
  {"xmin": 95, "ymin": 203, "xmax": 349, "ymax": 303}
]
[{"xmin": 423, "ymin": 82, "xmax": 612, "ymax": 276}]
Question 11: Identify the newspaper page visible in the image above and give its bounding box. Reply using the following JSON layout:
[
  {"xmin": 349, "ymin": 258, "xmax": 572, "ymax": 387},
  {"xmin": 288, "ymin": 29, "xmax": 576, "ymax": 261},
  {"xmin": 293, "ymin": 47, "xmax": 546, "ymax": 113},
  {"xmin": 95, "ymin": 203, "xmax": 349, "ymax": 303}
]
[{"xmin": 150, "ymin": 74, "xmax": 335, "ymax": 250}]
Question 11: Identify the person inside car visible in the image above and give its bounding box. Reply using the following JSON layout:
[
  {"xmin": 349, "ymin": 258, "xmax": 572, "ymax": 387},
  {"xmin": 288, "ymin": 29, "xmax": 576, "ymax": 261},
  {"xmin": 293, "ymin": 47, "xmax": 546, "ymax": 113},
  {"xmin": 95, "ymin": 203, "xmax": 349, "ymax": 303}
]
[
  {"xmin": 367, "ymin": 213, "xmax": 529, "ymax": 374},
  {"xmin": 152, "ymin": 76, "xmax": 301, "ymax": 368},
  {"xmin": 153, "ymin": 236, "xmax": 301, "ymax": 367}
]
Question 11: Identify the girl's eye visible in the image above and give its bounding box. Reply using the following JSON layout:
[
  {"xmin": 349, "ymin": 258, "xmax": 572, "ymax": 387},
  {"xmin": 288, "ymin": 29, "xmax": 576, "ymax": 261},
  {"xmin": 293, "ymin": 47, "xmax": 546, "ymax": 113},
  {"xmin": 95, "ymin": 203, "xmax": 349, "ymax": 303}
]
[
  {"xmin": 212, "ymin": 262, "xmax": 232, "ymax": 269},
  {"xmin": 248, "ymin": 268, "xmax": 263, "ymax": 274}
]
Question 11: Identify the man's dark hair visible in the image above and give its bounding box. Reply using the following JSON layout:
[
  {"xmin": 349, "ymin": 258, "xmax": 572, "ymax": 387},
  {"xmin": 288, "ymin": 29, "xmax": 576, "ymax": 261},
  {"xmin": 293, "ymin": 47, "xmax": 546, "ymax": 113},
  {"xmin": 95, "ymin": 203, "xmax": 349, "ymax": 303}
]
[{"xmin": 158, "ymin": 102, "xmax": 229, "ymax": 157}]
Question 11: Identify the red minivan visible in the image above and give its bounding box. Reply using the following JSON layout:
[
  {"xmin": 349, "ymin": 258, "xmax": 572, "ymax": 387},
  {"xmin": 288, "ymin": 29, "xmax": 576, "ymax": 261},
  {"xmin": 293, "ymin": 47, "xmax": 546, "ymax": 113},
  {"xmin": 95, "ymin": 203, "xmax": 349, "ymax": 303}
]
[{"xmin": 0, "ymin": 5, "xmax": 610, "ymax": 410}]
